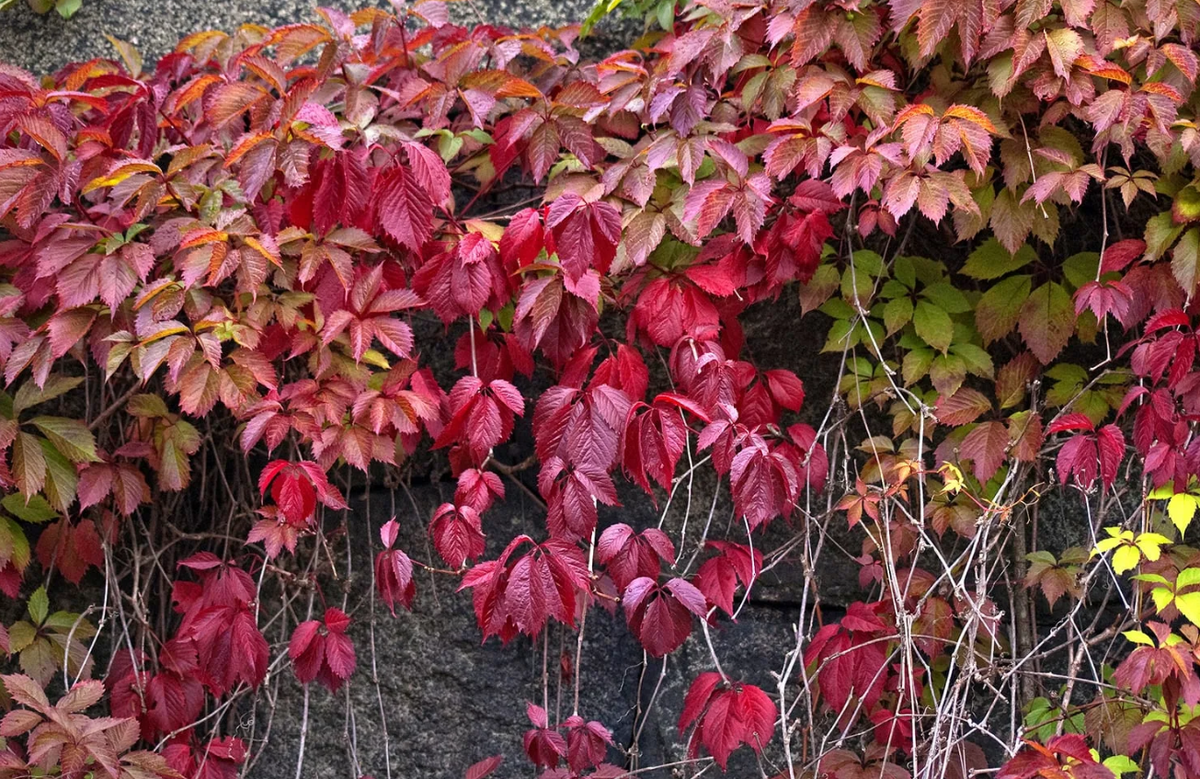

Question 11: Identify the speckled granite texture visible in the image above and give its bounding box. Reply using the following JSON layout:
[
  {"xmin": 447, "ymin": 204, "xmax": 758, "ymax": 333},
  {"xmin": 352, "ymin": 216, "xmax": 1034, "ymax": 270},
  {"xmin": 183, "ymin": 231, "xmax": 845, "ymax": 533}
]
[{"xmin": 0, "ymin": 0, "xmax": 603, "ymax": 75}]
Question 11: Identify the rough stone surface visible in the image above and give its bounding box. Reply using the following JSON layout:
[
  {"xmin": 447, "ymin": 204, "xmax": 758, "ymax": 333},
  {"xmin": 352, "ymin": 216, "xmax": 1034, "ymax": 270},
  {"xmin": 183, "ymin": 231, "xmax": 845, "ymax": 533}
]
[
  {"xmin": 0, "ymin": 0, "xmax": 606, "ymax": 76},
  {"xmin": 247, "ymin": 481, "xmax": 804, "ymax": 779}
]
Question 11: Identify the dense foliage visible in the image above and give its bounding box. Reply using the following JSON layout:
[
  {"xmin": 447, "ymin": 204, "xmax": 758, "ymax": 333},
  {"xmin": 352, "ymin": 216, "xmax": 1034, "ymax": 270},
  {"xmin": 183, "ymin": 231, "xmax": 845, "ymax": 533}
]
[{"xmin": 0, "ymin": 0, "xmax": 1198, "ymax": 775}]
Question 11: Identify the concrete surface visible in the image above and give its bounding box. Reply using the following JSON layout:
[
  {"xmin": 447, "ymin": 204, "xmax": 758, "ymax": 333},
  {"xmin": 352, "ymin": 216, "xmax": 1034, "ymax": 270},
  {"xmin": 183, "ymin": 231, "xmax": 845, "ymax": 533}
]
[{"xmin": 0, "ymin": 0, "xmax": 602, "ymax": 75}]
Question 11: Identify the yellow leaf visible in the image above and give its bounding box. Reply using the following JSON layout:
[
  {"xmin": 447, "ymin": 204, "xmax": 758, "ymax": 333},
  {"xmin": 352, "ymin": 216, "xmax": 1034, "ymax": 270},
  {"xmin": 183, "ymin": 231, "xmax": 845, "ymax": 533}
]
[
  {"xmin": 361, "ymin": 348, "xmax": 391, "ymax": 370},
  {"xmin": 82, "ymin": 161, "xmax": 161, "ymax": 193},
  {"xmin": 1122, "ymin": 629, "xmax": 1154, "ymax": 646},
  {"xmin": 1112, "ymin": 544, "xmax": 1140, "ymax": 574},
  {"xmin": 1176, "ymin": 591, "xmax": 1200, "ymax": 627},
  {"xmin": 465, "ymin": 219, "xmax": 505, "ymax": 243},
  {"xmin": 1136, "ymin": 532, "xmax": 1172, "ymax": 561},
  {"xmin": 938, "ymin": 462, "xmax": 965, "ymax": 495},
  {"xmin": 1169, "ymin": 493, "xmax": 1198, "ymax": 534}
]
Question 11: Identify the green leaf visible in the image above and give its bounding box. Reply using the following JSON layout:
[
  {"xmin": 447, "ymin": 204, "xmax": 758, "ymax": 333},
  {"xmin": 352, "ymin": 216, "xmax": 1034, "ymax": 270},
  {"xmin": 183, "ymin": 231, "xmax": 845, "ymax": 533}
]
[
  {"xmin": 40, "ymin": 440, "xmax": 78, "ymax": 514},
  {"xmin": 54, "ymin": 0, "xmax": 80, "ymax": 18},
  {"xmin": 851, "ymin": 249, "xmax": 885, "ymax": 277},
  {"xmin": 913, "ymin": 301, "xmax": 953, "ymax": 353},
  {"xmin": 462, "ymin": 129, "xmax": 492, "ymax": 145},
  {"xmin": 11, "ymin": 432, "xmax": 46, "ymax": 498},
  {"xmin": 1178, "ymin": 567, "xmax": 1200, "ymax": 590},
  {"xmin": 960, "ymin": 239, "xmax": 1036, "ymax": 280},
  {"xmin": 125, "ymin": 394, "xmax": 170, "ymax": 419},
  {"xmin": 1149, "ymin": 483, "xmax": 1178, "ymax": 500},
  {"xmin": 1103, "ymin": 754, "xmax": 1140, "ymax": 778},
  {"xmin": 1018, "ymin": 282, "xmax": 1075, "ymax": 364},
  {"xmin": 929, "ymin": 354, "xmax": 967, "ymax": 397},
  {"xmin": 19, "ymin": 637, "xmax": 57, "ymax": 686},
  {"xmin": 819, "ymin": 298, "xmax": 855, "ymax": 320},
  {"xmin": 921, "ymin": 282, "xmax": 971, "ymax": 314},
  {"xmin": 902, "ymin": 348, "xmax": 934, "ymax": 385},
  {"xmin": 30, "ymin": 416, "xmax": 100, "ymax": 464},
  {"xmin": 1171, "ymin": 227, "xmax": 1200, "ymax": 299},
  {"xmin": 655, "ymin": 0, "xmax": 674, "ymax": 30},
  {"xmin": 893, "ymin": 256, "xmax": 917, "ymax": 289},
  {"xmin": 1136, "ymin": 532, "xmax": 1172, "ymax": 559},
  {"xmin": 1, "ymin": 493, "xmax": 57, "ymax": 524},
  {"xmin": 951, "ymin": 343, "xmax": 994, "ymax": 378},
  {"xmin": 1150, "ymin": 586, "xmax": 1174, "ymax": 612},
  {"xmin": 437, "ymin": 134, "xmax": 464, "ymax": 162},
  {"xmin": 1062, "ymin": 252, "xmax": 1100, "ymax": 289},
  {"xmin": 976, "ymin": 275, "xmax": 1031, "ymax": 343},
  {"xmin": 0, "ymin": 516, "xmax": 30, "ymax": 571},
  {"xmin": 497, "ymin": 301, "xmax": 515, "ymax": 332},
  {"xmin": 883, "ymin": 297, "xmax": 913, "ymax": 336},
  {"xmin": 1026, "ymin": 550, "xmax": 1057, "ymax": 566},
  {"xmin": 800, "ymin": 264, "xmax": 840, "ymax": 315},
  {"xmin": 1145, "ymin": 211, "xmax": 1184, "ymax": 261},
  {"xmin": 822, "ymin": 319, "xmax": 855, "ymax": 353},
  {"xmin": 880, "ymin": 279, "xmax": 909, "ymax": 300},
  {"xmin": 27, "ymin": 587, "xmax": 48, "ymax": 626},
  {"xmin": 841, "ymin": 262, "xmax": 875, "ymax": 306},
  {"xmin": 1174, "ymin": 185, "xmax": 1200, "ymax": 224},
  {"xmin": 11, "ymin": 376, "xmax": 83, "ymax": 418},
  {"xmin": 7, "ymin": 621, "xmax": 35, "ymax": 653},
  {"xmin": 44, "ymin": 611, "xmax": 95, "ymax": 638}
]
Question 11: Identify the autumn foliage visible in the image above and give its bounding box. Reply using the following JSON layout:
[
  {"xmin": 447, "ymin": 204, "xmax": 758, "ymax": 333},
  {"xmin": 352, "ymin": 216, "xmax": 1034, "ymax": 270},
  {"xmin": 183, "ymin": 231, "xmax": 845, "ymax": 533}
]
[{"xmin": 0, "ymin": 0, "xmax": 1198, "ymax": 775}]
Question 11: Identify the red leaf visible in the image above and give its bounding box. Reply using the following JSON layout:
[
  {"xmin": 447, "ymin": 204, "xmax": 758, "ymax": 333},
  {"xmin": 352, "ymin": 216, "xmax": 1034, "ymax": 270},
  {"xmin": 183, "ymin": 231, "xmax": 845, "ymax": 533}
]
[
  {"xmin": 1100, "ymin": 238, "xmax": 1145, "ymax": 274},
  {"xmin": 693, "ymin": 541, "xmax": 763, "ymax": 616},
  {"xmin": 764, "ymin": 369, "xmax": 805, "ymax": 412},
  {"xmin": 1096, "ymin": 424, "xmax": 1126, "ymax": 489},
  {"xmin": 434, "ymin": 376, "xmax": 525, "ymax": 465},
  {"xmin": 546, "ymin": 194, "xmax": 622, "ymax": 280},
  {"xmin": 1049, "ymin": 412, "xmax": 1096, "ymax": 436},
  {"xmin": 959, "ymin": 420, "xmax": 1010, "ymax": 483},
  {"xmin": 729, "ymin": 437, "xmax": 799, "ymax": 529},
  {"xmin": 186, "ymin": 602, "xmax": 268, "ymax": 695},
  {"xmin": 464, "ymin": 756, "xmax": 503, "ymax": 779},
  {"xmin": 597, "ymin": 523, "xmax": 676, "ymax": 592},
  {"xmin": 460, "ymin": 538, "xmax": 590, "ymax": 642},
  {"xmin": 376, "ymin": 544, "xmax": 416, "ymax": 615},
  {"xmin": 376, "ymin": 160, "xmax": 434, "ymax": 252},
  {"xmin": 622, "ymin": 400, "xmax": 690, "ymax": 495},
  {"xmin": 35, "ymin": 518, "xmax": 104, "ymax": 585},
  {"xmin": 500, "ymin": 208, "xmax": 545, "ymax": 272},
  {"xmin": 623, "ymin": 576, "xmax": 706, "ymax": 657},
  {"xmin": 455, "ymin": 468, "xmax": 505, "ymax": 514},
  {"xmin": 288, "ymin": 609, "xmax": 356, "ymax": 692},
  {"xmin": 678, "ymin": 676, "xmax": 777, "ymax": 769},
  {"xmin": 259, "ymin": 460, "xmax": 347, "ymax": 525},
  {"xmin": 429, "ymin": 503, "xmax": 486, "ymax": 568},
  {"xmin": 803, "ymin": 603, "xmax": 890, "ymax": 720}
]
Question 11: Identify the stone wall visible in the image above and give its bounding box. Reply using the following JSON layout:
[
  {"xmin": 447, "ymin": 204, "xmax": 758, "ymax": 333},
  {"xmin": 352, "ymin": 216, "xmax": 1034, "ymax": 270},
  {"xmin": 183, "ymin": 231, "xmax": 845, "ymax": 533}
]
[
  {"xmin": 251, "ymin": 480, "xmax": 807, "ymax": 779},
  {"xmin": 0, "ymin": 0, "xmax": 600, "ymax": 75}
]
